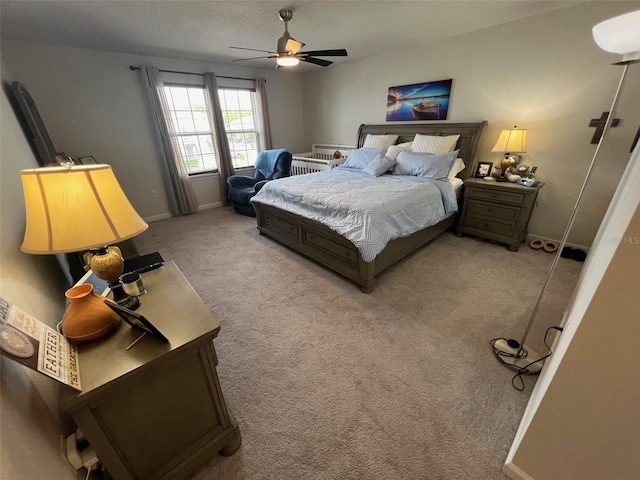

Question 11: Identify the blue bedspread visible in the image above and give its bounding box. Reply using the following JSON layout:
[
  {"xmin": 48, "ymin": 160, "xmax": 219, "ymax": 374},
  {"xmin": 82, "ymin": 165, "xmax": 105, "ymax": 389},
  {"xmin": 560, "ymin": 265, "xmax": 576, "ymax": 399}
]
[{"xmin": 251, "ymin": 168, "xmax": 457, "ymax": 262}]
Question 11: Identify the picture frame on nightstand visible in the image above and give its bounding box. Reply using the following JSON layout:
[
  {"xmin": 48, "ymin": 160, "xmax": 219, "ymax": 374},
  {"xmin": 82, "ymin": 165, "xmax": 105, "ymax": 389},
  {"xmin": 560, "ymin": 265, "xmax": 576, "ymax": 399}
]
[
  {"xmin": 103, "ymin": 298, "xmax": 169, "ymax": 344},
  {"xmin": 475, "ymin": 161, "xmax": 493, "ymax": 178}
]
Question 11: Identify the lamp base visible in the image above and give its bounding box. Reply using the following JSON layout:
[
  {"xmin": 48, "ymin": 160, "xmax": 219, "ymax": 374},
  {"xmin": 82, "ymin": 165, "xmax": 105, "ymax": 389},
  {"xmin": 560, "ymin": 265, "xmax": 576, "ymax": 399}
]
[
  {"xmin": 109, "ymin": 282, "xmax": 140, "ymax": 311},
  {"xmin": 491, "ymin": 338, "xmax": 543, "ymax": 374},
  {"xmin": 496, "ymin": 169, "xmax": 509, "ymax": 182}
]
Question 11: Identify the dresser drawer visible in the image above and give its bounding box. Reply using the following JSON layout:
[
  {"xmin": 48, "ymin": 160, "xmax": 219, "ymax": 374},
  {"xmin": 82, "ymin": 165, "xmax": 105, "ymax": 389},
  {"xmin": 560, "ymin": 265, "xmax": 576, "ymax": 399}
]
[
  {"xmin": 264, "ymin": 213, "xmax": 298, "ymax": 239},
  {"xmin": 302, "ymin": 226, "xmax": 359, "ymax": 267},
  {"xmin": 462, "ymin": 216, "xmax": 515, "ymax": 236},
  {"xmin": 466, "ymin": 200, "xmax": 520, "ymax": 222},
  {"xmin": 466, "ymin": 186, "xmax": 525, "ymax": 205}
]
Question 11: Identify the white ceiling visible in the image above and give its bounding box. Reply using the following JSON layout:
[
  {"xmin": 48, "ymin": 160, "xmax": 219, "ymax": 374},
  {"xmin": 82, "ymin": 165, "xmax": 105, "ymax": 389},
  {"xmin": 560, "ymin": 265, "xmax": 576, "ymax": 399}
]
[{"xmin": 1, "ymin": 1, "xmax": 581, "ymax": 72}]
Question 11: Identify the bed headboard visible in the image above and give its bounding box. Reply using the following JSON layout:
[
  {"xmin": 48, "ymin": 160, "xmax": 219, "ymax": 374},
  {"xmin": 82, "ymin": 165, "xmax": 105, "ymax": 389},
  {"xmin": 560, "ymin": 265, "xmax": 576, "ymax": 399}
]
[{"xmin": 356, "ymin": 122, "xmax": 487, "ymax": 179}]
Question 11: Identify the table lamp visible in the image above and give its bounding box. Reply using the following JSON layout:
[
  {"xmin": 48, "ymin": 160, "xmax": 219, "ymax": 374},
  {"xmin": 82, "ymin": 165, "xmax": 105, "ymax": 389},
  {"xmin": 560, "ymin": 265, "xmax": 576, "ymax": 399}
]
[
  {"xmin": 491, "ymin": 9, "xmax": 640, "ymax": 387},
  {"xmin": 491, "ymin": 126, "xmax": 527, "ymax": 181},
  {"xmin": 20, "ymin": 164, "xmax": 148, "ymax": 310}
]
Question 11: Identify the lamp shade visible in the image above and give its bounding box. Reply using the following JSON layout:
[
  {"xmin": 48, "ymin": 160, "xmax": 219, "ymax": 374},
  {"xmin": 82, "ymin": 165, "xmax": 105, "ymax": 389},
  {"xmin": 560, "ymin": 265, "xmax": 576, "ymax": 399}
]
[
  {"xmin": 20, "ymin": 164, "xmax": 148, "ymax": 254},
  {"xmin": 491, "ymin": 128, "xmax": 527, "ymax": 153},
  {"xmin": 592, "ymin": 9, "xmax": 640, "ymax": 55}
]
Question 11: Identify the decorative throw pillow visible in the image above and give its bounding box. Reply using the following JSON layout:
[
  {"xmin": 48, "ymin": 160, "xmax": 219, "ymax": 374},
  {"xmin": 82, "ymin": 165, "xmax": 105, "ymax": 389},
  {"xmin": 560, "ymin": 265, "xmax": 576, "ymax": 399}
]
[
  {"xmin": 362, "ymin": 134, "xmax": 399, "ymax": 149},
  {"xmin": 341, "ymin": 148, "xmax": 386, "ymax": 170},
  {"xmin": 385, "ymin": 141, "xmax": 413, "ymax": 161},
  {"xmin": 411, "ymin": 134, "xmax": 460, "ymax": 154},
  {"xmin": 448, "ymin": 158, "xmax": 466, "ymax": 180},
  {"xmin": 394, "ymin": 150, "xmax": 460, "ymax": 180},
  {"xmin": 363, "ymin": 154, "xmax": 396, "ymax": 177}
]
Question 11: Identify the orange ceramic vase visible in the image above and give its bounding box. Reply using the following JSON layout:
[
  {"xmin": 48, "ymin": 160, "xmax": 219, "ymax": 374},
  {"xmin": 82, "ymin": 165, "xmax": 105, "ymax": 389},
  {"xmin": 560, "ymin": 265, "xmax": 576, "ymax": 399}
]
[{"xmin": 61, "ymin": 284, "xmax": 120, "ymax": 342}]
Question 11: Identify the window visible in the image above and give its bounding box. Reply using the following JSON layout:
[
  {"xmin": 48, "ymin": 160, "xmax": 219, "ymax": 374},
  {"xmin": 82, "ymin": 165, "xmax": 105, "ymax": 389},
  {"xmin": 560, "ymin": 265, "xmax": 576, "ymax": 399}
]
[
  {"xmin": 218, "ymin": 88, "xmax": 260, "ymax": 169},
  {"xmin": 164, "ymin": 85, "xmax": 215, "ymax": 175},
  {"xmin": 163, "ymin": 85, "xmax": 261, "ymax": 174}
]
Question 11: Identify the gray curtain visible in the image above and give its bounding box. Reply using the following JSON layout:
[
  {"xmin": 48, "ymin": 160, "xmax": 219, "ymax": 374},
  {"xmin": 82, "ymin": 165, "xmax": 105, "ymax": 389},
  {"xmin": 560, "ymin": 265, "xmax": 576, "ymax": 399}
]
[
  {"xmin": 255, "ymin": 77, "xmax": 272, "ymax": 150},
  {"xmin": 204, "ymin": 73, "xmax": 234, "ymax": 204},
  {"xmin": 138, "ymin": 65, "xmax": 198, "ymax": 215}
]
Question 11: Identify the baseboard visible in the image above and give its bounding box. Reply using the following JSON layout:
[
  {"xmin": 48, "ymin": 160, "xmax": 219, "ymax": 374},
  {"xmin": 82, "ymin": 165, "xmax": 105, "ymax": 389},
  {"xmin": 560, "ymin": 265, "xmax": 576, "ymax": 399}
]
[
  {"xmin": 143, "ymin": 203, "xmax": 224, "ymax": 223},
  {"xmin": 143, "ymin": 212, "xmax": 172, "ymax": 223},
  {"xmin": 198, "ymin": 202, "xmax": 223, "ymax": 211},
  {"xmin": 503, "ymin": 462, "xmax": 534, "ymax": 480}
]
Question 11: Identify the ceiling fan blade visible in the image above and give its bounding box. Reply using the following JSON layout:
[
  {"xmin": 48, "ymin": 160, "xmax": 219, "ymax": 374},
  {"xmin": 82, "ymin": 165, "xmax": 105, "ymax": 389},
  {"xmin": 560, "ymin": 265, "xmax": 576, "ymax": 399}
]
[
  {"xmin": 301, "ymin": 49, "xmax": 348, "ymax": 57},
  {"xmin": 301, "ymin": 57, "xmax": 333, "ymax": 67},
  {"xmin": 232, "ymin": 56, "xmax": 276, "ymax": 62},
  {"xmin": 229, "ymin": 46, "xmax": 274, "ymax": 54}
]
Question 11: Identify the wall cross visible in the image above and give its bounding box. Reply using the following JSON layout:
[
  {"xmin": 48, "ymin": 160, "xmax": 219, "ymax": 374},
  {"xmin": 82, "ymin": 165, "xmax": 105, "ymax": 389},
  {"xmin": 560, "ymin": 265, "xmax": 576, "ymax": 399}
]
[{"xmin": 589, "ymin": 111, "xmax": 620, "ymax": 144}]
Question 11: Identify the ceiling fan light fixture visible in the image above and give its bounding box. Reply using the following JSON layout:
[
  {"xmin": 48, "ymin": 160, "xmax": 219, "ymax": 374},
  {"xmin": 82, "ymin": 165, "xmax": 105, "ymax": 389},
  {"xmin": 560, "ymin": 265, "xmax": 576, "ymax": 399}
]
[
  {"xmin": 230, "ymin": 9, "xmax": 347, "ymax": 68},
  {"xmin": 276, "ymin": 55, "xmax": 300, "ymax": 67}
]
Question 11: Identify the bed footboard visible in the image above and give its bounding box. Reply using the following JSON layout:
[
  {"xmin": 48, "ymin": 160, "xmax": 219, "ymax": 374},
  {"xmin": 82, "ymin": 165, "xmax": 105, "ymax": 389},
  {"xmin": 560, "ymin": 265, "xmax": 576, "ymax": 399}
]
[{"xmin": 254, "ymin": 202, "xmax": 454, "ymax": 292}]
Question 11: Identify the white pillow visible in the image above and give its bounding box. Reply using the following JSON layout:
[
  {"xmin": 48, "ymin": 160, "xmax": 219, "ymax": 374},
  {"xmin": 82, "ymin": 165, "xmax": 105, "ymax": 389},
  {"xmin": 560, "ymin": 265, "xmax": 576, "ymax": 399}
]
[
  {"xmin": 363, "ymin": 134, "xmax": 399, "ymax": 149},
  {"xmin": 385, "ymin": 141, "xmax": 413, "ymax": 161},
  {"xmin": 411, "ymin": 134, "xmax": 460, "ymax": 154},
  {"xmin": 448, "ymin": 158, "xmax": 466, "ymax": 180}
]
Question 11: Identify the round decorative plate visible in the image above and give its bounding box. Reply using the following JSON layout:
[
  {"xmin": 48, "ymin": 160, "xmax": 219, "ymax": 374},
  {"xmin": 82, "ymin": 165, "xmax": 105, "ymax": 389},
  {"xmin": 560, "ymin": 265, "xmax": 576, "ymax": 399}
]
[{"xmin": 1, "ymin": 325, "xmax": 35, "ymax": 358}]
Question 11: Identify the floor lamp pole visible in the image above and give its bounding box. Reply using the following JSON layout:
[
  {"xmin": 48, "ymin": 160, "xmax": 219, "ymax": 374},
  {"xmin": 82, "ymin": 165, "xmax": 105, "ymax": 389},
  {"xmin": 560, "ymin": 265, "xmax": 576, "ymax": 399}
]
[{"xmin": 493, "ymin": 61, "xmax": 632, "ymax": 374}]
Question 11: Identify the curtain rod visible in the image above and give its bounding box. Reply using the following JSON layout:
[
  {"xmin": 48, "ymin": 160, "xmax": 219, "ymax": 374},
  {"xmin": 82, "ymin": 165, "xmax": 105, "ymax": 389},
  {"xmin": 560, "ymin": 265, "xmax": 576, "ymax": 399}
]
[{"xmin": 128, "ymin": 65, "xmax": 256, "ymax": 82}]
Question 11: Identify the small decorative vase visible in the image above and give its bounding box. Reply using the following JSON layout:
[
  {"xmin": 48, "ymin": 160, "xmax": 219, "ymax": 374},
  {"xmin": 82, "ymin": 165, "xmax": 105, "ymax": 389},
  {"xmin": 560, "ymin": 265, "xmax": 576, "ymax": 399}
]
[{"xmin": 61, "ymin": 284, "xmax": 120, "ymax": 342}]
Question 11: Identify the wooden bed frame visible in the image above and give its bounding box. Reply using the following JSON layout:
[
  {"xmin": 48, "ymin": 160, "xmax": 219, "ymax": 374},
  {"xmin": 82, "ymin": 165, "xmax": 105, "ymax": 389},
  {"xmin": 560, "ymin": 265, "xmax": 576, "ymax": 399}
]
[{"xmin": 254, "ymin": 122, "xmax": 487, "ymax": 292}]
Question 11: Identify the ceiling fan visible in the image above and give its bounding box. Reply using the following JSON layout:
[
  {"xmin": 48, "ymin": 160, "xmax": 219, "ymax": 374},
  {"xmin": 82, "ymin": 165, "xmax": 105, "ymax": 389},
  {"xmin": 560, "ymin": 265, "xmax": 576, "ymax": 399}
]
[{"xmin": 229, "ymin": 9, "xmax": 348, "ymax": 68}]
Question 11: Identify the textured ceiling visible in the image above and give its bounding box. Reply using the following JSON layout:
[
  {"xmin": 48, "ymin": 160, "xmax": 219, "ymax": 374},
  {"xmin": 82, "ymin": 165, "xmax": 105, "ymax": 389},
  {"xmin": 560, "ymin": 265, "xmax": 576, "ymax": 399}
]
[{"xmin": 1, "ymin": 1, "xmax": 580, "ymax": 72}]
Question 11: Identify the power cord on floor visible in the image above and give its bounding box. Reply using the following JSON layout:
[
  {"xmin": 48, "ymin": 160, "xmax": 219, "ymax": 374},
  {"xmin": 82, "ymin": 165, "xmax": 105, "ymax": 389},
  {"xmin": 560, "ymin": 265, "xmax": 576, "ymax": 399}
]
[{"xmin": 510, "ymin": 326, "xmax": 563, "ymax": 391}]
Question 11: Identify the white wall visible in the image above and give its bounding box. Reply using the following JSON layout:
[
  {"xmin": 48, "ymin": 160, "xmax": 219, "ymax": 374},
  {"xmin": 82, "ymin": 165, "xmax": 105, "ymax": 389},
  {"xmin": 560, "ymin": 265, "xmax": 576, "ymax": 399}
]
[
  {"xmin": 1, "ymin": 62, "xmax": 76, "ymax": 479},
  {"xmin": 504, "ymin": 139, "xmax": 640, "ymax": 479},
  {"xmin": 0, "ymin": 39, "xmax": 306, "ymax": 480},
  {"xmin": 0, "ymin": 41, "xmax": 307, "ymax": 221},
  {"xmin": 299, "ymin": 1, "xmax": 640, "ymax": 247}
]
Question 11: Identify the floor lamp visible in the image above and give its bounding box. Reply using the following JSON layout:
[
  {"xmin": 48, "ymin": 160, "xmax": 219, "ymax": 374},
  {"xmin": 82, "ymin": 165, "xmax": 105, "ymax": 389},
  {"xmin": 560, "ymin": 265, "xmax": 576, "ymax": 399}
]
[{"xmin": 492, "ymin": 9, "xmax": 640, "ymax": 374}]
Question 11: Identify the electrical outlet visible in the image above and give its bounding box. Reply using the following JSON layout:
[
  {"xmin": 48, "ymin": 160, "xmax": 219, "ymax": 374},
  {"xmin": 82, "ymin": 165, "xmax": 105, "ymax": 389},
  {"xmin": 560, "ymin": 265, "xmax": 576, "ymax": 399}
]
[
  {"xmin": 65, "ymin": 433, "xmax": 83, "ymax": 470},
  {"xmin": 151, "ymin": 190, "xmax": 158, "ymax": 198},
  {"xmin": 59, "ymin": 434, "xmax": 79, "ymax": 473}
]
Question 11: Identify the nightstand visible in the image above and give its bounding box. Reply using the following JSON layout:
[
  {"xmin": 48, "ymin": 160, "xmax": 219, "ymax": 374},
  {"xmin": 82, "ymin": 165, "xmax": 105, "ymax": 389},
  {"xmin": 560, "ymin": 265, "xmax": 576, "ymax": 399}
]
[
  {"xmin": 59, "ymin": 261, "xmax": 241, "ymax": 479},
  {"xmin": 456, "ymin": 178, "xmax": 544, "ymax": 251}
]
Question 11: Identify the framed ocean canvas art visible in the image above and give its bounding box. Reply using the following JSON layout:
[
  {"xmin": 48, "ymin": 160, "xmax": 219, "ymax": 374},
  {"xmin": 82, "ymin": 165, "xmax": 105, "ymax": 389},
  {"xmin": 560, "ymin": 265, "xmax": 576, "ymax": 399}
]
[{"xmin": 386, "ymin": 79, "xmax": 452, "ymax": 122}]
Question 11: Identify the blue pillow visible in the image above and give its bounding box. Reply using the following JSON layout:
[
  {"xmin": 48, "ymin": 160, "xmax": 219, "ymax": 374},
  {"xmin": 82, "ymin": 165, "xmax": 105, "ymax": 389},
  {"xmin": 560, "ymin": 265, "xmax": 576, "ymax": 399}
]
[
  {"xmin": 363, "ymin": 154, "xmax": 396, "ymax": 177},
  {"xmin": 394, "ymin": 150, "xmax": 459, "ymax": 180},
  {"xmin": 341, "ymin": 148, "xmax": 386, "ymax": 170}
]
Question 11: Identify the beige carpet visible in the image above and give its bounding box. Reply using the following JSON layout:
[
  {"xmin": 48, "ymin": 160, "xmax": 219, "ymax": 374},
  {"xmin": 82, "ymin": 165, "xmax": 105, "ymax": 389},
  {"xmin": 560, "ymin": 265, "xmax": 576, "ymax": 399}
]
[{"xmin": 135, "ymin": 207, "xmax": 582, "ymax": 480}]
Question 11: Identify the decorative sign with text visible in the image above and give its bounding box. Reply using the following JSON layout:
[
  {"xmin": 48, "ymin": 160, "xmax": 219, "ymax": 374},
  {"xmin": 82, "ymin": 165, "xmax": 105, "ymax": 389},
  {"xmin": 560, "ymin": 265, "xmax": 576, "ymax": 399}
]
[{"xmin": 0, "ymin": 297, "xmax": 81, "ymax": 390}]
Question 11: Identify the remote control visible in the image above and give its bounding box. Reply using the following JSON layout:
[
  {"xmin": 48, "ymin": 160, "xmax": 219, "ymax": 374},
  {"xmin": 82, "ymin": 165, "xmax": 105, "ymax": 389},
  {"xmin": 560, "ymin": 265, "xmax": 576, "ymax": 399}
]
[{"xmin": 134, "ymin": 262, "xmax": 163, "ymax": 274}]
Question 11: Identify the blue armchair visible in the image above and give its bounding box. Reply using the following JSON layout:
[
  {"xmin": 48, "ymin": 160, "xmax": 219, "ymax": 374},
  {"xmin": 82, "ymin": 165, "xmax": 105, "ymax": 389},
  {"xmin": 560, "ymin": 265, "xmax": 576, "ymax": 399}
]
[{"xmin": 227, "ymin": 149, "xmax": 293, "ymax": 216}]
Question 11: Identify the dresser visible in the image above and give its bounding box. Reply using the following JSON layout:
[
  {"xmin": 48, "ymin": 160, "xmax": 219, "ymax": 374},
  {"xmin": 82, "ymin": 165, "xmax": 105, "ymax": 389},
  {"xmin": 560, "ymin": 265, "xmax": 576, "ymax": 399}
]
[
  {"xmin": 456, "ymin": 178, "xmax": 544, "ymax": 251},
  {"xmin": 59, "ymin": 261, "xmax": 241, "ymax": 480}
]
